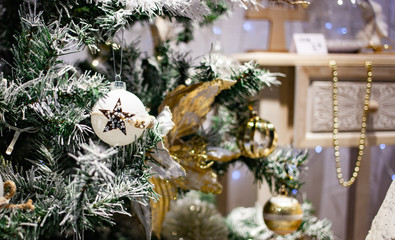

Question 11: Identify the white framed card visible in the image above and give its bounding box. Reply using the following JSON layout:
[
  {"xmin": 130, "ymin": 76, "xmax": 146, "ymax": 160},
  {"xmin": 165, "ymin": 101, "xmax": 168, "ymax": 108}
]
[{"xmin": 290, "ymin": 33, "xmax": 328, "ymax": 55}]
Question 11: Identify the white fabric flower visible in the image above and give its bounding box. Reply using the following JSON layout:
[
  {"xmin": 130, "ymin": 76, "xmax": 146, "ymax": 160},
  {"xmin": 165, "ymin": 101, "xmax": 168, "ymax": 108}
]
[{"xmin": 156, "ymin": 106, "xmax": 175, "ymax": 137}]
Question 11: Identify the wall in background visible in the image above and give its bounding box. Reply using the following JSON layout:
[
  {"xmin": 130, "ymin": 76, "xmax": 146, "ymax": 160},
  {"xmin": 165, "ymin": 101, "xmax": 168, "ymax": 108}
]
[{"xmin": 187, "ymin": 0, "xmax": 395, "ymax": 56}]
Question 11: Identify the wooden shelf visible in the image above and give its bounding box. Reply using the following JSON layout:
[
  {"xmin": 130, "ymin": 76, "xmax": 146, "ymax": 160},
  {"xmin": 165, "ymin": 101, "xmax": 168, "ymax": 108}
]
[{"xmin": 231, "ymin": 52, "xmax": 395, "ymax": 67}]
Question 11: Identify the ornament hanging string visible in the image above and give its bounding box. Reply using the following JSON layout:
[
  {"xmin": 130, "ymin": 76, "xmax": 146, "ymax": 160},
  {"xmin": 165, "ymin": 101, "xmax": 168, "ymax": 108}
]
[
  {"xmin": 112, "ymin": 28, "xmax": 124, "ymax": 82},
  {"xmin": 90, "ymin": 27, "xmax": 155, "ymax": 147},
  {"xmin": 111, "ymin": 28, "xmax": 155, "ymax": 129}
]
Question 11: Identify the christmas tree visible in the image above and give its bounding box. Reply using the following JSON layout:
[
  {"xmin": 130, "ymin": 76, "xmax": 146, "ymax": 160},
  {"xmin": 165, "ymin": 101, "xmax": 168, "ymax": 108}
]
[{"xmin": 0, "ymin": 1, "xmax": 333, "ymax": 239}]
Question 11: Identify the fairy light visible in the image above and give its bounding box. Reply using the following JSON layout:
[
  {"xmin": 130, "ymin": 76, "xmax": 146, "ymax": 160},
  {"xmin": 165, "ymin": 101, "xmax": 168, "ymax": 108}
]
[
  {"xmin": 315, "ymin": 145, "xmax": 323, "ymax": 154},
  {"xmin": 92, "ymin": 59, "xmax": 100, "ymax": 67},
  {"xmin": 232, "ymin": 170, "xmax": 241, "ymax": 180}
]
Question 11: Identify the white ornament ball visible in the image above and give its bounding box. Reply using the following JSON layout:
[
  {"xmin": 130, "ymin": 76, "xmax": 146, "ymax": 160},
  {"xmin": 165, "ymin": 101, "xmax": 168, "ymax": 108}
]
[{"xmin": 91, "ymin": 81, "xmax": 148, "ymax": 146}]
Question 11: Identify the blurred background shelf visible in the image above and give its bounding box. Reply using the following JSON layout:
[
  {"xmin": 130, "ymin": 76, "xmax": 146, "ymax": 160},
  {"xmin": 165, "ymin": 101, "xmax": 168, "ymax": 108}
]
[{"xmin": 231, "ymin": 52, "xmax": 395, "ymax": 240}]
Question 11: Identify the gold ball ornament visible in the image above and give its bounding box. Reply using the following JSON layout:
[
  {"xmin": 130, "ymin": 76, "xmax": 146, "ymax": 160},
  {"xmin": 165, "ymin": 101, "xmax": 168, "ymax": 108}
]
[
  {"xmin": 237, "ymin": 111, "xmax": 278, "ymax": 158},
  {"xmin": 263, "ymin": 194, "xmax": 303, "ymax": 235}
]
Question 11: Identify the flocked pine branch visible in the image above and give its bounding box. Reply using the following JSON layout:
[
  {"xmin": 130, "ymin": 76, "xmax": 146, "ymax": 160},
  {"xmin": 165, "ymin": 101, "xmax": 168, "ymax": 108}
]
[
  {"xmin": 0, "ymin": 136, "xmax": 159, "ymax": 240},
  {"xmin": 248, "ymin": 147, "xmax": 308, "ymax": 193},
  {"xmin": 0, "ymin": 11, "xmax": 109, "ymax": 158},
  {"xmin": 137, "ymin": 43, "xmax": 194, "ymax": 115},
  {"xmin": 0, "ymin": 164, "xmax": 68, "ymax": 240},
  {"xmin": 10, "ymin": 9, "xmax": 81, "ymax": 81},
  {"xmin": 217, "ymin": 60, "xmax": 282, "ymax": 118},
  {"xmin": 0, "ymin": 0, "xmax": 260, "ymax": 55},
  {"xmin": 60, "ymin": 141, "xmax": 123, "ymax": 237},
  {"xmin": 96, "ymin": 0, "xmax": 260, "ymax": 22},
  {"xmin": 59, "ymin": 137, "xmax": 160, "ymax": 239},
  {"xmin": 299, "ymin": 199, "xmax": 334, "ymax": 240},
  {"xmin": 195, "ymin": 57, "xmax": 282, "ymax": 118},
  {"xmin": 1, "ymin": 67, "xmax": 108, "ymax": 153},
  {"xmin": 211, "ymin": 145, "xmax": 308, "ymax": 194},
  {"xmin": 97, "ymin": 0, "xmax": 210, "ymax": 21}
]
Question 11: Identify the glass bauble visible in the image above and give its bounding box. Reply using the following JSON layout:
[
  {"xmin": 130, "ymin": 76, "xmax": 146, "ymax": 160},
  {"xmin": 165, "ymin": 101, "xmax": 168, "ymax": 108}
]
[
  {"xmin": 237, "ymin": 112, "xmax": 277, "ymax": 159},
  {"xmin": 91, "ymin": 81, "xmax": 148, "ymax": 146},
  {"xmin": 263, "ymin": 194, "xmax": 303, "ymax": 235}
]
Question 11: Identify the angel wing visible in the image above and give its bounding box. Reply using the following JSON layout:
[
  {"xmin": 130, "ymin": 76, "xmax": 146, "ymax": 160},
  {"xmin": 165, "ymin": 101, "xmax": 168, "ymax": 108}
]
[{"xmin": 158, "ymin": 79, "xmax": 235, "ymax": 145}]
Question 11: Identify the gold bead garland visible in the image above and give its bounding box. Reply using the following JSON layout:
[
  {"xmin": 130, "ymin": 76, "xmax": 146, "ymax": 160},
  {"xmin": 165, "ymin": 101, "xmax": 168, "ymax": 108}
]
[{"xmin": 329, "ymin": 60, "xmax": 373, "ymax": 187}]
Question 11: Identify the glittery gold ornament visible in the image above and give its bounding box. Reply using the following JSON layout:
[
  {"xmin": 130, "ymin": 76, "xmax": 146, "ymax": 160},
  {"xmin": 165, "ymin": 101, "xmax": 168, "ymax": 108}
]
[
  {"xmin": 151, "ymin": 79, "xmax": 238, "ymax": 237},
  {"xmin": 170, "ymin": 137, "xmax": 223, "ymax": 195},
  {"xmin": 157, "ymin": 78, "xmax": 238, "ymax": 194},
  {"xmin": 158, "ymin": 79, "xmax": 236, "ymax": 145},
  {"xmin": 263, "ymin": 193, "xmax": 303, "ymax": 235},
  {"xmin": 150, "ymin": 177, "xmax": 178, "ymax": 238},
  {"xmin": 237, "ymin": 109, "xmax": 277, "ymax": 159}
]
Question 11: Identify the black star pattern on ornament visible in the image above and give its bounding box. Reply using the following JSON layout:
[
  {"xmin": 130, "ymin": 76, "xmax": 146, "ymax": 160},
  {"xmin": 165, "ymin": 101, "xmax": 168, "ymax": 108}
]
[{"xmin": 99, "ymin": 98, "xmax": 135, "ymax": 135}]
